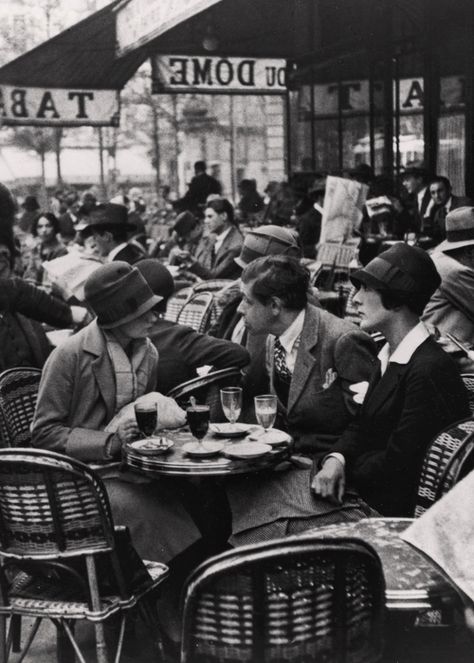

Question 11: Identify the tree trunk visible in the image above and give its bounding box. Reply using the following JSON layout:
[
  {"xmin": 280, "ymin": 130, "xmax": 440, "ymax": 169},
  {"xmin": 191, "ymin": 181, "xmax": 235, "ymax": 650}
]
[
  {"xmin": 40, "ymin": 151, "xmax": 47, "ymax": 208},
  {"xmin": 54, "ymin": 128, "xmax": 63, "ymax": 186},
  {"xmin": 151, "ymin": 101, "xmax": 161, "ymax": 196}
]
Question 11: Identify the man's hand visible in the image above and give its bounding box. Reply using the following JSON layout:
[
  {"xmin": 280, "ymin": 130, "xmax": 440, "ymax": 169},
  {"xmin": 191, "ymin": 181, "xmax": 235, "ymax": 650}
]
[{"xmin": 312, "ymin": 457, "xmax": 346, "ymax": 504}]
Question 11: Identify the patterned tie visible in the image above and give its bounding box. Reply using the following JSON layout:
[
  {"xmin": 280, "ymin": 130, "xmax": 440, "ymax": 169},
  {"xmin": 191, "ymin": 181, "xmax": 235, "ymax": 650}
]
[{"xmin": 274, "ymin": 338, "xmax": 292, "ymax": 383}]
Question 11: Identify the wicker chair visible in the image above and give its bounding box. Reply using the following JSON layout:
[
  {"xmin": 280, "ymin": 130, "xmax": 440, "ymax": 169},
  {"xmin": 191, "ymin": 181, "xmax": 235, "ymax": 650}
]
[
  {"xmin": 192, "ymin": 279, "xmax": 234, "ymax": 294},
  {"xmin": 415, "ymin": 417, "xmax": 474, "ymax": 517},
  {"xmin": 164, "ymin": 286, "xmax": 193, "ymax": 322},
  {"xmin": 461, "ymin": 374, "xmax": 474, "ymax": 415},
  {"xmin": 0, "ymin": 367, "xmax": 42, "ymax": 448},
  {"xmin": 0, "ymin": 449, "xmax": 168, "ymax": 663},
  {"xmin": 167, "ymin": 367, "xmax": 242, "ymax": 421},
  {"xmin": 176, "ymin": 291, "xmax": 215, "ymax": 333},
  {"xmin": 181, "ymin": 536, "xmax": 386, "ymax": 663}
]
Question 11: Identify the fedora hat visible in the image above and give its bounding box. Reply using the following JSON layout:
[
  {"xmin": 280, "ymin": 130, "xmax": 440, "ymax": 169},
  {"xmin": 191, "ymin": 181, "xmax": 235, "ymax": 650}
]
[
  {"xmin": 84, "ymin": 261, "xmax": 162, "ymax": 329},
  {"xmin": 351, "ymin": 242, "xmax": 441, "ymax": 307},
  {"xmin": 79, "ymin": 203, "xmax": 136, "ymax": 237},
  {"xmin": 436, "ymin": 206, "xmax": 474, "ymax": 252},
  {"xmin": 173, "ymin": 211, "xmax": 198, "ymax": 238},
  {"xmin": 235, "ymin": 225, "xmax": 300, "ymax": 269}
]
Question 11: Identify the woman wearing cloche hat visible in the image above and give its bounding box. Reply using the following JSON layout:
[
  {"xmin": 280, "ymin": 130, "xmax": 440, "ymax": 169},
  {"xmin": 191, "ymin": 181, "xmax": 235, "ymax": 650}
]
[
  {"xmin": 313, "ymin": 242, "xmax": 470, "ymax": 518},
  {"xmin": 32, "ymin": 261, "xmax": 201, "ymax": 564}
]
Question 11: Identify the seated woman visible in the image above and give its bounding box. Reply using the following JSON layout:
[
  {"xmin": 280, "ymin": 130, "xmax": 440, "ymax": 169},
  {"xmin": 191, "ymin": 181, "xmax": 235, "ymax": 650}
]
[
  {"xmin": 313, "ymin": 243, "xmax": 470, "ymax": 516},
  {"xmin": 32, "ymin": 262, "xmax": 201, "ymax": 564},
  {"xmin": 24, "ymin": 212, "xmax": 68, "ymax": 289}
]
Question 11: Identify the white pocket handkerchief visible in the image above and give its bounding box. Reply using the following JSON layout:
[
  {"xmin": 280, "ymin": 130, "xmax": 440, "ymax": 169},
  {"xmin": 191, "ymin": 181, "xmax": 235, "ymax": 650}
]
[{"xmin": 349, "ymin": 381, "xmax": 369, "ymax": 404}]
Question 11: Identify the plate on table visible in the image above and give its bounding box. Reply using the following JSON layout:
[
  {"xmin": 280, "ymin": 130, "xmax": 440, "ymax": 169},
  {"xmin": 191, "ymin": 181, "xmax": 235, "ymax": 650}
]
[
  {"xmin": 223, "ymin": 442, "xmax": 271, "ymax": 460},
  {"xmin": 182, "ymin": 441, "xmax": 224, "ymax": 458},
  {"xmin": 247, "ymin": 429, "xmax": 291, "ymax": 447},
  {"xmin": 209, "ymin": 423, "xmax": 255, "ymax": 438},
  {"xmin": 129, "ymin": 438, "xmax": 174, "ymax": 456}
]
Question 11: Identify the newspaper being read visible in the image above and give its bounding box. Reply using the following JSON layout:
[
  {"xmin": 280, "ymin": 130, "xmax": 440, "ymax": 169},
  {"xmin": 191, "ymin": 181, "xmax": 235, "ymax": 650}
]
[
  {"xmin": 43, "ymin": 251, "xmax": 103, "ymax": 301},
  {"xmin": 401, "ymin": 470, "xmax": 474, "ymax": 603},
  {"xmin": 320, "ymin": 176, "xmax": 368, "ymax": 244}
]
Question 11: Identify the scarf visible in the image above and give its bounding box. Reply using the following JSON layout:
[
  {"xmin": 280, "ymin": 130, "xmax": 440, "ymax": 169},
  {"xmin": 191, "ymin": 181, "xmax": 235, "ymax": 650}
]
[{"xmin": 105, "ymin": 333, "xmax": 157, "ymax": 413}]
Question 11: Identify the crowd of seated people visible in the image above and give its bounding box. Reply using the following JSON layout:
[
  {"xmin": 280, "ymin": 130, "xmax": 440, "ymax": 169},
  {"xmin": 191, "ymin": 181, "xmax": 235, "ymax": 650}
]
[{"xmin": 0, "ymin": 164, "xmax": 472, "ymax": 658}]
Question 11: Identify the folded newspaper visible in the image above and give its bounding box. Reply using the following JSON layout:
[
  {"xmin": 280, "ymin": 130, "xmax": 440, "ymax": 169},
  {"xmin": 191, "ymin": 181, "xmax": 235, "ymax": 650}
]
[
  {"xmin": 43, "ymin": 251, "xmax": 103, "ymax": 301},
  {"xmin": 401, "ymin": 470, "xmax": 474, "ymax": 603},
  {"xmin": 320, "ymin": 176, "xmax": 368, "ymax": 243}
]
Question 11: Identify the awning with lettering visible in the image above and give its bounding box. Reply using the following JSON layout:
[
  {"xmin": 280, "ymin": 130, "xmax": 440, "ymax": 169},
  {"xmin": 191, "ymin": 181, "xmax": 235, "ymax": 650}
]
[{"xmin": 0, "ymin": 0, "xmax": 146, "ymax": 126}]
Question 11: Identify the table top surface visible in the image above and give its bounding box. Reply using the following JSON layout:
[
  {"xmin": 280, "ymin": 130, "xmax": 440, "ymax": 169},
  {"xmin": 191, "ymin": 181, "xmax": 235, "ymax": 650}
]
[
  {"xmin": 302, "ymin": 517, "xmax": 457, "ymax": 611},
  {"xmin": 125, "ymin": 426, "xmax": 291, "ymax": 477}
]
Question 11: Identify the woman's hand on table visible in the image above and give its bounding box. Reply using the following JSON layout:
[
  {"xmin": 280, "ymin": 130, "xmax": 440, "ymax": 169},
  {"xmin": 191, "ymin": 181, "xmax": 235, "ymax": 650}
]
[
  {"xmin": 116, "ymin": 420, "xmax": 140, "ymax": 445},
  {"xmin": 312, "ymin": 457, "xmax": 346, "ymax": 505}
]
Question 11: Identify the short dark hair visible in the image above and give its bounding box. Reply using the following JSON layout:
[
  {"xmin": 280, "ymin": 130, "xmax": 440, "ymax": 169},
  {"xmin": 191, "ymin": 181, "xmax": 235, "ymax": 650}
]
[
  {"xmin": 94, "ymin": 226, "xmax": 128, "ymax": 244},
  {"xmin": 194, "ymin": 160, "xmax": 206, "ymax": 172},
  {"xmin": 206, "ymin": 198, "xmax": 235, "ymax": 225},
  {"xmin": 369, "ymin": 288, "xmax": 426, "ymax": 316},
  {"xmin": 32, "ymin": 212, "xmax": 60, "ymax": 237},
  {"xmin": 429, "ymin": 175, "xmax": 451, "ymax": 191},
  {"xmin": 242, "ymin": 255, "xmax": 309, "ymax": 310}
]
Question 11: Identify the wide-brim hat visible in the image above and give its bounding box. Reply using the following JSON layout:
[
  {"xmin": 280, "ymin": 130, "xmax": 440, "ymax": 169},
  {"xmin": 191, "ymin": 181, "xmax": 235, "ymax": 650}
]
[
  {"xmin": 436, "ymin": 206, "xmax": 474, "ymax": 252},
  {"xmin": 351, "ymin": 242, "xmax": 441, "ymax": 306},
  {"xmin": 84, "ymin": 261, "xmax": 162, "ymax": 329},
  {"xmin": 235, "ymin": 225, "xmax": 300, "ymax": 269},
  {"xmin": 79, "ymin": 203, "xmax": 136, "ymax": 237}
]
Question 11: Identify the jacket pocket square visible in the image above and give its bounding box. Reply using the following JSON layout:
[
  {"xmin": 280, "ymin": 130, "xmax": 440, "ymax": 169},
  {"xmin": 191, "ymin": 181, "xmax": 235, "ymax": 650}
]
[
  {"xmin": 322, "ymin": 368, "xmax": 338, "ymax": 389},
  {"xmin": 349, "ymin": 381, "xmax": 369, "ymax": 404}
]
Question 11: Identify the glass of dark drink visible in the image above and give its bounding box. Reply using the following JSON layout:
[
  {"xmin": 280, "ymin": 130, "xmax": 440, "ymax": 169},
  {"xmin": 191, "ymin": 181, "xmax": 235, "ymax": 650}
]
[
  {"xmin": 134, "ymin": 403, "xmax": 158, "ymax": 438},
  {"xmin": 187, "ymin": 405, "xmax": 210, "ymax": 449}
]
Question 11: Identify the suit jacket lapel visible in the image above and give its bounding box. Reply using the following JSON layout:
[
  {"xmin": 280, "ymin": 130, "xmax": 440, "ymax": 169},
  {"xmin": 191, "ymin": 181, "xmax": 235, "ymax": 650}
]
[
  {"xmin": 363, "ymin": 362, "xmax": 406, "ymax": 415},
  {"xmin": 287, "ymin": 306, "xmax": 319, "ymax": 413}
]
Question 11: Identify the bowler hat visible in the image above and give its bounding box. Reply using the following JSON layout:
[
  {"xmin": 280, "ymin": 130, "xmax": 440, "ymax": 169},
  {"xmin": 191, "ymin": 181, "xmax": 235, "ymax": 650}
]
[
  {"xmin": 22, "ymin": 195, "xmax": 40, "ymax": 211},
  {"xmin": 84, "ymin": 261, "xmax": 162, "ymax": 329},
  {"xmin": 308, "ymin": 176, "xmax": 327, "ymax": 194},
  {"xmin": 351, "ymin": 242, "xmax": 441, "ymax": 307},
  {"xmin": 436, "ymin": 206, "xmax": 474, "ymax": 253},
  {"xmin": 401, "ymin": 162, "xmax": 428, "ymax": 179},
  {"xmin": 135, "ymin": 259, "xmax": 175, "ymax": 302},
  {"xmin": 173, "ymin": 211, "xmax": 198, "ymax": 238},
  {"xmin": 79, "ymin": 203, "xmax": 136, "ymax": 237},
  {"xmin": 235, "ymin": 225, "xmax": 300, "ymax": 269}
]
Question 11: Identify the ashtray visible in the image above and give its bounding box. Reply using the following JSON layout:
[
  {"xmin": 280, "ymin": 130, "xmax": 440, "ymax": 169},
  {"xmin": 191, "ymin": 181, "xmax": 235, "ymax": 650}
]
[{"xmin": 128, "ymin": 438, "xmax": 174, "ymax": 456}]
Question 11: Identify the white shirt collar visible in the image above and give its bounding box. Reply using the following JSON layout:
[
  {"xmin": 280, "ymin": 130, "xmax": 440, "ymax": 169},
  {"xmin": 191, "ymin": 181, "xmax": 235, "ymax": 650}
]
[
  {"xmin": 445, "ymin": 196, "xmax": 453, "ymax": 212},
  {"xmin": 214, "ymin": 226, "xmax": 232, "ymax": 253},
  {"xmin": 378, "ymin": 322, "xmax": 430, "ymax": 375},
  {"xmin": 417, "ymin": 187, "xmax": 427, "ymax": 209},
  {"xmin": 278, "ymin": 309, "xmax": 306, "ymax": 356},
  {"xmin": 107, "ymin": 242, "xmax": 128, "ymax": 261}
]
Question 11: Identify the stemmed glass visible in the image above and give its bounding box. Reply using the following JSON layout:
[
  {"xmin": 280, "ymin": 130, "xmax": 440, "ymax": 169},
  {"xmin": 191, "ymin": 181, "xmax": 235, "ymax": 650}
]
[
  {"xmin": 254, "ymin": 395, "xmax": 277, "ymax": 436},
  {"xmin": 220, "ymin": 387, "xmax": 242, "ymax": 427},
  {"xmin": 186, "ymin": 404, "xmax": 211, "ymax": 451},
  {"xmin": 134, "ymin": 403, "xmax": 158, "ymax": 439}
]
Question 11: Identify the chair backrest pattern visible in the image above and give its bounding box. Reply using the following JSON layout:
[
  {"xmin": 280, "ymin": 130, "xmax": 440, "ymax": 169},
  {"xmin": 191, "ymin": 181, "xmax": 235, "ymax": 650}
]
[
  {"xmin": 167, "ymin": 367, "xmax": 242, "ymax": 421},
  {"xmin": 0, "ymin": 368, "xmax": 42, "ymax": 447},
  {"xmin": 461, "ymin": 374, "xmax": 474, "ymax": 416},
  {"xmin": 177, "ymin": 292, "xmax": 215, "ymax": 333},
  {"xmin": 182, "ymin": 537, "xmax": 385, "ymax": 663},
  {"xmin": 164, "ymin": 286, "xmax": 193, "ymax": 322},
  {"xmin": 192, "ymin": 280, "xmax": 234, "ymax": 294},
  {"xmin": 415, "ymin": 418, "xmax": 474, "ymax": 517},
  {"xmin": 0, "ymin": 449, "xmax": 115, "ymax": 558}
]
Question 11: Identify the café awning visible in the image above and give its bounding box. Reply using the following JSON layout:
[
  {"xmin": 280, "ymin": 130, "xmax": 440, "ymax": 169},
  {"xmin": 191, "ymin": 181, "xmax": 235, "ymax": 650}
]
[{"xmin": 0, "ymin": 0, "xmax": 146, "ymax": 126}]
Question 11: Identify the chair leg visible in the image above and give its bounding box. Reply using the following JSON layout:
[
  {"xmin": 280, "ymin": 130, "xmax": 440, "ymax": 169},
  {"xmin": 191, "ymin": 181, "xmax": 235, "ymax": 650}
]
[
  {"xmin": 56, "ymin": 620, "xmax": 78, "ymax": 663},
  {"xmin": 16, "ymin": 617, "xmax": 41, "ymax": 663},
  {"xmin": 10, "ymin": 615, "xmax": 21, "ymax": 653},
  {"xmin": 139, "ymin": 598, "xmax": 166, "ymax": 662},
  {"xmin": 85, "ymin": 556, "xmax": 109, "ymax": 663},
  {"xmin": 0, "ymin": 615, "xmax": 7, "ymax": 663}
]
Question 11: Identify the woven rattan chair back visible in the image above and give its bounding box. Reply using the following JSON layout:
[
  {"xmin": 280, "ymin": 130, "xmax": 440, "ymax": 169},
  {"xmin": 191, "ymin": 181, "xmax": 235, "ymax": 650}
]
[
  {"xmin": 192, "ymin": 279, "xmax": 234, "ymax": 294},
  {"xmin": 176, "ymin": 291, "xmax": 215, "ymax": 333},
  {"xmin": 0, "ymin": 448, "xmax": 115, "ymax": 558},
  {"xmin": 415, "ymin": 417, "xmax": 474, "ymax": 517},
  {"xmin": 181, "ymin": 536, "xmax": 385, "ymax": 663},
  {"xmin": 0, "ymin": 368, "xmax": 42, "ymax": 448},
  {"xmin": 167, "ymin": 367, "xmax": 242, "ymax": 421},
  {"xmin": 164, "ymin": 286, "xmax": 193, "ymax": 322},
  {"xmin": 461, "ymin": 374, "xmax": 474, "ymax": 415}
]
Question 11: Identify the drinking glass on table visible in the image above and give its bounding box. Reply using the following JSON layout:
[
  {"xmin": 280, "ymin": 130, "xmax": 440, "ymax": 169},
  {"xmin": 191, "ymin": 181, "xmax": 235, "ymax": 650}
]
[
  {"xmin": 254, "ymin": 395, "xmax": 277, "ymax": 435},
  {"xmin": 134, "ymin": 403, "xmax": 158, "ymax": 438},
  {"xmin": 187, "ymin": 404, "xmax": 211, "ymax": 450},
  {"xmin": 220, "ymin": 387, "xmax": 242, "ymax": 426}
]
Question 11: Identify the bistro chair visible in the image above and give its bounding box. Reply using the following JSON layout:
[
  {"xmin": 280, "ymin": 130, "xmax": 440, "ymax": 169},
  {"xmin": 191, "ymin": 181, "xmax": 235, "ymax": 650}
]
[
  {"xmin": 0, "ymin": 367, "xmax": 42, "ymax": 448},
  {"xmin": 415, "ymin": 417, "xmax": 474, "ymax": 517},
  {"xmin": 167, "ymin": 367, "xmax": 242, "ymax": 421},
  {"xmin": 461, "ymin": 374, "xmax": 474, "ymax": 415},
  {"xmin": 164, "ymin": 286, "xmax": 193, "ymax": 322},
  {"xmin": 192, "ymin": 279, "xmax": 234, "ymax": 294},
  {"xmin": 176, "ymin": 291, "xmax": 215, "ymax": 333},
  {"xmin": 181, "ymin": 536, "xmax": 386, "ymax": 663},
  {"xmin": 0, "ymin": 448, "xmax": 168, "ymax": 663}
]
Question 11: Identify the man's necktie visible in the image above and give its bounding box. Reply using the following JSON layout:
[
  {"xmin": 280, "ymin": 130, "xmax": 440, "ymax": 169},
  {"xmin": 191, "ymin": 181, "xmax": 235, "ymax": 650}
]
[{"xmin": 274, "ymin": 338, "xmax": 292, "ymax": 383}]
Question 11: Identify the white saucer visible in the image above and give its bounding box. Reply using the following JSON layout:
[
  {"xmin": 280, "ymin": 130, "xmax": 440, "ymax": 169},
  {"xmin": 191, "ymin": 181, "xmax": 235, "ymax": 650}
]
[
  {"xmin": 209, "ymin": 423, "xmax": 254, "ymax": 438},
  {"xmin": 247, "ymin": 429, "xmax": 291, "ymax": 446},
  {"xmin": 129, "ymin": 438, "xmax": 174, "ymax": 456},
  {"xmin": 223, "ymin": 442, "xmax": 271, "ymax": 460},
  {"xmin": 182, "ymin": 441, "xmax": 224, "ymax": 458}
]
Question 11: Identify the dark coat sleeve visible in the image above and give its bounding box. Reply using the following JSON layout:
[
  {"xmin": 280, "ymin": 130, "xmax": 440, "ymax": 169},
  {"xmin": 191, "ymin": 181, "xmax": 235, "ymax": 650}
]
[
  {"xmin": 167, "ymin": 324, "xmax": 250, "ymax": 370},
  {"xmin": 189, "ymin": 247, "xmax": 242, "ymax": 280},
  {"xmin": 1, "ymin": 278, "xmax": 72, "ymax": 328}
]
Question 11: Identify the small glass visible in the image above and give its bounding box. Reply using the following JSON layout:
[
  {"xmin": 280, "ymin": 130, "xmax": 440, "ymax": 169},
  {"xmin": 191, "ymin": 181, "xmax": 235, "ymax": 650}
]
[
  {"xmin": 187, "ymin": 405, "xmax": 211, "ymax": 450},
  {"xmin": 220, "ymin": 387, "xmax": 242, "ymax": 426},
  {"xmin": 134, "ymin": 403, "xmax": 158, "ymax": 438},
  {"xmin": 254, "ymin": 394, "xmax": 277, "ymax": 435}
]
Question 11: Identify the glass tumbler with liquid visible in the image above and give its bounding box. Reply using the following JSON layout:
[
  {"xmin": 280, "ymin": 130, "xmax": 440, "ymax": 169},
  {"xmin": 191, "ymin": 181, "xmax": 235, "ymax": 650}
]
[{"xmin": 254, "ymin": 395, "xmax": 277, "ymax": 434}]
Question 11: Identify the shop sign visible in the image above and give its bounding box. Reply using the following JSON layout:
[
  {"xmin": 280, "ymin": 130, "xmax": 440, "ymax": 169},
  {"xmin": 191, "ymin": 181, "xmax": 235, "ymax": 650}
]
[
  {"xmin": 152, "ymin": 55, "xmax": 286, "ymax": 94},
  {"xmin": 299, "ymin": 75, "xmax": 465, "ymax": 117},
  {"xmin": 116, "ymin": 0, "xmax": 221, "ymax": 55},
  {"xmin": 0, "ymin": 86, "xmax": 120, "ymax": 126}
]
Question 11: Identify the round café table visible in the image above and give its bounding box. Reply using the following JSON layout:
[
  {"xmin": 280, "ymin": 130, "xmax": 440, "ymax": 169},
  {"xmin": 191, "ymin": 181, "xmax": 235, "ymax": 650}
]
[{"xmin": 125, "ymin": 426, "xmax": 292, "ymax": 478}]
